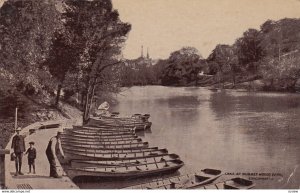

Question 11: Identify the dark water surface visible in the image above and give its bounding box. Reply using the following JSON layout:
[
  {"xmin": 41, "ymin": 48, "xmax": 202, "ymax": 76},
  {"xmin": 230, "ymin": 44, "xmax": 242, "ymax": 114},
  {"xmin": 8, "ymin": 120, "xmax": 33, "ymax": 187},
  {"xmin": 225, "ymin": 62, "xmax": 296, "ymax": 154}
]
[{"xmin": 77, "ymin": 86, "xmax": 300, "ymax": 189}]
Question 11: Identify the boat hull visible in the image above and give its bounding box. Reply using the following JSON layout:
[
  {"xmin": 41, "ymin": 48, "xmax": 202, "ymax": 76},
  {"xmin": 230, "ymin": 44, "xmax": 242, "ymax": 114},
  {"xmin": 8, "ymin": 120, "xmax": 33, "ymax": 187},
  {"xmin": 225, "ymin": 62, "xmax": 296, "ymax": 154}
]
[{"xmin": 66, "ymin": 160, "xmax": 183, "ymax": 180}]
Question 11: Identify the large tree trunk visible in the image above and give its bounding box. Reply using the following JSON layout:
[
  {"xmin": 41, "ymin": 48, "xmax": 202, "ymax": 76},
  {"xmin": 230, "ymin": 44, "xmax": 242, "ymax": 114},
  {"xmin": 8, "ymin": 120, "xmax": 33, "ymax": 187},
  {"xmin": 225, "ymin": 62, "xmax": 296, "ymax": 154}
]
[
  {"xmin": 83, "ymin": 77, "xmax": 98, "ymax": 125},
  {"xmin": 55, "ymin": 84, "xmax": 62, "ymax": 107},
  {"xmin": 83, "ymin": 86, "xmax": 91, "ymax": 125}
]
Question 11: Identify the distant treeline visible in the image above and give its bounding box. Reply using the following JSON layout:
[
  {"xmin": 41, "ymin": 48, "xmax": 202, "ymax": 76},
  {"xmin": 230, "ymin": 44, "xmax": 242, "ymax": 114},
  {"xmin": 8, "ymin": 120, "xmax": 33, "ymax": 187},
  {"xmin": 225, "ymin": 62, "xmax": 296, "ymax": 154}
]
[{"xmin": 120, "ymin": 18, "xmax": 300, "ymax": 92}]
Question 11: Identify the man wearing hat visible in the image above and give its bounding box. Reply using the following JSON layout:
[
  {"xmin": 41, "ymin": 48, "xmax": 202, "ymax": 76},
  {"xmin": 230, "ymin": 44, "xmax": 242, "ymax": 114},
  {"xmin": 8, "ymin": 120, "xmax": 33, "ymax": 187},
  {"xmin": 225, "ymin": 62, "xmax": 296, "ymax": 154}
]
[
  {"xmin": 11, "ymin": 127, "xmax": 25, "ymax": 176},
  {"xmin": 45, "ymin": 131, "xmax": 65, "ymax": 178}
]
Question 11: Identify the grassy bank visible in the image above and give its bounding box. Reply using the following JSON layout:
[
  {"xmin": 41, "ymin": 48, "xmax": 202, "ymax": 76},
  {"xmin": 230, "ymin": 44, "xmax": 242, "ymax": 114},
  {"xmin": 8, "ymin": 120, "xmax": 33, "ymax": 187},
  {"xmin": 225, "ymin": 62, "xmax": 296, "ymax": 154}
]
[{"xmin": 0, "ymin": 98, "xmax": 82, "ymax": 149}]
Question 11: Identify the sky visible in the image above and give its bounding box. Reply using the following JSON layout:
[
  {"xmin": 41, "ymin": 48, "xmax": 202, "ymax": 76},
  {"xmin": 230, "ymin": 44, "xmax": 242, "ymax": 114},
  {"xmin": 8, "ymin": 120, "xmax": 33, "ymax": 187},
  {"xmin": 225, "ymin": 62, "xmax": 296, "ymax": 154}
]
[
  {"xmin": 112, "ymin": 0, "xmax": 300, "ymax": 59},
  {"xmin": 1, "ymin": 0, "xmax": 300, "ymax": 59}
]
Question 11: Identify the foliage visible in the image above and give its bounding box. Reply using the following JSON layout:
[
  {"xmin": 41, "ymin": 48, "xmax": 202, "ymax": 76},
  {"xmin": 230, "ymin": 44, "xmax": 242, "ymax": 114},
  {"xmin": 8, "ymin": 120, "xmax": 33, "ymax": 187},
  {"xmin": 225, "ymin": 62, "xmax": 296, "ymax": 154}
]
[
  {"xmin": 234, "ymin": 29, "xmax": 264, "ymax": 73},
  {"xmin": 207, "ymin": 44, "xmax": 238, "ymax": 86},
  {"xmin": 161, "ymin": 47, "xmax": 204, "ymax": 85},
  {"xmin": 0, "ymin": 0, "xmax": 62, "ymax": 94},
  {"xmin": 62, "ymin": 0, "xmax": 131, "ymax": 122}
]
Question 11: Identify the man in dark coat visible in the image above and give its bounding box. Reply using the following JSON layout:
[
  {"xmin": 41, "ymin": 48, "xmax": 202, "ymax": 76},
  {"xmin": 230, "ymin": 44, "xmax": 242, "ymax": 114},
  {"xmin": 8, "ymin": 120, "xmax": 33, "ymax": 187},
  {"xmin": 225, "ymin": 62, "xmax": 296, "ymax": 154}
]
[
  {"xmin": 11, "ymin": 127, "xmax": 26, "ymax": 176},
  {"xmin": 45, "ymin": 131, "xmax": 65, "ymax": 178}
]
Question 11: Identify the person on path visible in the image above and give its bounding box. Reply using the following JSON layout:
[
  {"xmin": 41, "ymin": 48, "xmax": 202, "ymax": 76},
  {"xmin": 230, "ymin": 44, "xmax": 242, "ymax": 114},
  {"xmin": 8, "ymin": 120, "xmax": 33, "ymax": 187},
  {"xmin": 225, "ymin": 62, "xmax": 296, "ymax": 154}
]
[
  {"xmin": 45, "ymin": 131, "xmax": 65, "ymax": 178},
  {"xmin": 11, "ymin": 127, "xmax": 26, "ymax": 176},
  {"xmin": 25, "ymin": 141, "xmax": 37, "ymax": 174}
]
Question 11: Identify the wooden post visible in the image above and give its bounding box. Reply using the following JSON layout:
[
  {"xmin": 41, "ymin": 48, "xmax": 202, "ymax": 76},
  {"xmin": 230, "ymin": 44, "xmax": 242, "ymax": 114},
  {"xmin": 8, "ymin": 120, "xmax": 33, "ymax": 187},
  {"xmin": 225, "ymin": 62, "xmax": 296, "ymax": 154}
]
[
  {"xmin": 15, "ymin": 108, "xmax": 17, "ymax": 129},
  {"xmin": 0, "ymin": 149, "xmax": 10, "ymax": 188}
]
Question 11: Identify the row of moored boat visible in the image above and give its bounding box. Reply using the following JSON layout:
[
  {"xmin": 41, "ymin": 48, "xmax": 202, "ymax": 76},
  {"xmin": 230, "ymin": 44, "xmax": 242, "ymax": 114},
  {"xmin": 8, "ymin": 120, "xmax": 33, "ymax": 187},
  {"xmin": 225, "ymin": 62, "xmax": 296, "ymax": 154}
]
[{"xmin": 60, "ymin": 113, "xmax": 254, "ymax": 189}]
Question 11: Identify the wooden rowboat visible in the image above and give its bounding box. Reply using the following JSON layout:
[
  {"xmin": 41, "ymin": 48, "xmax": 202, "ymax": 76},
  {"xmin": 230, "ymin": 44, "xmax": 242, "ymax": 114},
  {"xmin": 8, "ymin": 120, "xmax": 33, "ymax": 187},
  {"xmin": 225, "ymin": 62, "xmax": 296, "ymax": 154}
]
[
  {"xmin": 65, "ymin": 129, "xmax": 134, "ymax": 136},
  {"xmin": 65, "ymin": 129, "xmax": 135, "ymax": 135},
  {"xmin": 62, "ymin": 144, "xmax": 163, "ymax": 154},
  {"xmin": 62, "ymin": 133, "xmax": 138, "ymax": 140},
  {"xmin": 64, "ymin": 129, "xmax": 135, "ymax": 135},
  {"xmin": 72, "ymin": 125, "xmax": 134, "ymax": 132},
  {"xmin": 194, "ymin": 177, "xmax": 255, "ymax": 189},
  {"xmin": 61, "ymin": 132, "xmax": 138, "ymax": 140},
  {"xmin": 70, "ymin": 154, "xmax": 180, "ymax": 167},
  {"xmin": 61, "ymin": 141, "xmax": 149, "ymax": 150},
  {"xmin": 62, "ymin": 147, "xmax": 169, "ymax": 161},
  {"xmin": 61, "ymin": 138, "xmax": 146, "ymax": 146},
  {"xmin": 87, "ymin": 118, "xmax": 152, "ymax": 130},
  {"xmin": 125, "ymin": 168, "xmax": 222, "ymax": 189},
  {"xmin": 64, "ymin": 130, "xmax": 136, "ymax": 137},
  {"xmin": 61, "ymin": 138, "xmax": 149, "ymax": 147},
  {"xmin": 61, "ymin": 135, "xmax": 142, "ymax": 143},
  {"xmin": 66, "ymin": 159, "xmax": 184, "ymax": 180}
]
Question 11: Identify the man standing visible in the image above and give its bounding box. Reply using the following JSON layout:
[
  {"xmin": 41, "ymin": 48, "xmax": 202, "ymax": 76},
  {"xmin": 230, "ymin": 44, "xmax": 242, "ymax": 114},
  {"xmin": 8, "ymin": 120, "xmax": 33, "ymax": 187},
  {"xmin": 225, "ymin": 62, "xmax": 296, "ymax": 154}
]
[
  {"xmin": 45, "ymin": 131, "xmax": 65, "ymax": 178},
  {"xmin": 11, "ymin": 127, "xmax": 25, "ymax": 176}
]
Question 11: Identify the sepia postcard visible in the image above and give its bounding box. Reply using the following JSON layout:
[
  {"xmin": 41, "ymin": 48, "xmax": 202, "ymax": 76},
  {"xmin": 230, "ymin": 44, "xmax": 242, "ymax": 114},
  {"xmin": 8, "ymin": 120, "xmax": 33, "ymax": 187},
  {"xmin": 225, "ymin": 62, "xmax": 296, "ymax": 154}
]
[{"xmin": 0, "ymin": 0, "xmax": 299, "ymax": 191}]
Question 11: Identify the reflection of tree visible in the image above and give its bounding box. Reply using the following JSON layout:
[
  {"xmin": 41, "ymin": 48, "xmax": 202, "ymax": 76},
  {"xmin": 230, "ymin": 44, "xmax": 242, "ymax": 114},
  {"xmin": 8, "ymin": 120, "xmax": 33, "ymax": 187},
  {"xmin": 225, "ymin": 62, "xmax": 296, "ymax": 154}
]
[
  {"xmin": 155, "ymin": 95, "xmax": 201, "ymax": 124},
  {"xmin": 209, "ymin": 91, "xmax": 237, "ymax": 119}
]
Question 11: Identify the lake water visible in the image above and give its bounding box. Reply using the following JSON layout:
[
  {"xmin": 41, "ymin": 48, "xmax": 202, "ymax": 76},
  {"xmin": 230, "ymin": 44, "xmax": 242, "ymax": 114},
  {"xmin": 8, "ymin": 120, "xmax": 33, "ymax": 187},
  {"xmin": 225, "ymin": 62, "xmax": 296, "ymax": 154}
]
[{"xmin": 76, "ymin": 86, "xmax": 300, "ymax": 189}]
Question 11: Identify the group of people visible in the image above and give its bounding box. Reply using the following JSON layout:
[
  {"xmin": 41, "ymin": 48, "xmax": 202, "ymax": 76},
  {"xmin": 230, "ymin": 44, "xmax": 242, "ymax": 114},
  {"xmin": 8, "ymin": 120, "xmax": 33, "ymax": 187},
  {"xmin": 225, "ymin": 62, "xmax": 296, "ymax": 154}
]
[{"xmin": 11, "ymin": 127, "xmax": 65, "ymax": 178}]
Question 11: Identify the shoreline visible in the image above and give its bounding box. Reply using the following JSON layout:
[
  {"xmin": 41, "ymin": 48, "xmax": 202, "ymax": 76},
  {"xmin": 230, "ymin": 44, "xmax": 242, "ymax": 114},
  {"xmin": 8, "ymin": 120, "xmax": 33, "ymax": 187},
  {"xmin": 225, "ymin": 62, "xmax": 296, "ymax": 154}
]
[{"xmin": 121, "ymin": 79, "xmax": 300, "ymax": 94}]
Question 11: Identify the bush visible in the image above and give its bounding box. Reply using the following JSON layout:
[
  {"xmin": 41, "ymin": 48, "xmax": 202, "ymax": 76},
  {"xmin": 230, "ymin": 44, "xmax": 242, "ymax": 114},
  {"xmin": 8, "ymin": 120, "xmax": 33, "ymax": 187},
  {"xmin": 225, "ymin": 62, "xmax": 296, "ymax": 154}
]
[{"xmin": 0, "ymin": 91, "xmax": 31, "ymax": 119}]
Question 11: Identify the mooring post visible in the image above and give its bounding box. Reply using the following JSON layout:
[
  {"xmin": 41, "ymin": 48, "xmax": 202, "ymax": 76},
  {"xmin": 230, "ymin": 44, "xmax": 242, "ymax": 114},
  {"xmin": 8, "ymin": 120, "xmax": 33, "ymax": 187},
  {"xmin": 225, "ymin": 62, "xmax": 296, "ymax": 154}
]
[{"xmin": 0, "ymin": 149, "xmax": 10, "ymax": 188}]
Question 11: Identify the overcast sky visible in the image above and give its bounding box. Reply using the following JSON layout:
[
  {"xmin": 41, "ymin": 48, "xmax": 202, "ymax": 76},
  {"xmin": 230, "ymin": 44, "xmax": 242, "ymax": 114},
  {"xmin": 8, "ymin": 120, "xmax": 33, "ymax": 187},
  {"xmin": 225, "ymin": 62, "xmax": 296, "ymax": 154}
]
[
  {"xmin": 1, "ymin": 0, "xmax": 300, "ymax": 59},
  {"xmin": 112, "ymin": 0, "xmax": 300, "ymax": 59}
]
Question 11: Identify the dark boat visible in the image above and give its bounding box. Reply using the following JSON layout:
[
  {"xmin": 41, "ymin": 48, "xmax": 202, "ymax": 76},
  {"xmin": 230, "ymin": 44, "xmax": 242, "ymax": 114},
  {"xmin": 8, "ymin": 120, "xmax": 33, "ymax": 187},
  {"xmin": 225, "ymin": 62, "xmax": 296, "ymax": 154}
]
[
  {"xmin": 61, "ymin": 138, "xmax": 149, "ymax": 147},
  {"xmin": 62, "ymin": 147, "xmax": 169, "ymax": 160},
  {"xmin": 87, "ymin": 117, "xmax": 152, "ymax": 130},
  {"xmin": 195, "ymin": 177, "xmax": 255, "ymax": 189},
  {"xmin": 61, "ymin": 132, "xmax": 138, "ymax": 140},
  {"xmin": 61, "ymin": 141, "xmax": 149, "ymax": 150},
  {"xmin": 61, "ymin": 135, "xmax": 142, "ymax": 143},
  {"xmin": 125, "ymin": 168, "xmax": 222, "ymax": 189},
  {"xmin": 62, "ymin": 144, "xmax": 163, "ymax": 154},
  {"xmin": 70, "ymin": 154, "xmax": 180, "ymax": 167},
  {"xmin": 64, "ymin": 129, "xmax": 136, "ymax": 137},
  {"xmin": 72, "ymin": 125, "xmax": 135, "ymax": 132},
  {"xmin": 66, "ymin": 159, "xmax": 184, "ymax": 180}
]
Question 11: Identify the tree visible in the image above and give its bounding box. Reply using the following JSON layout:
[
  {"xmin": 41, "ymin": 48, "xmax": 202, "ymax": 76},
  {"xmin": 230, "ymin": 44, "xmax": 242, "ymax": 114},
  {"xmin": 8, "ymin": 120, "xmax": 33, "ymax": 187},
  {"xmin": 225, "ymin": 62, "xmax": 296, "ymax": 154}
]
[
  {"xmin": 207, "ymin": 44, "xmax": 238, "ymax": 87},
  {"xmin": 161, "ymin": 47, "xmax": 203, "ymax": 85},
  {"xmin": 42, "ymin": 31, "xmax": 80, "ymax": 107},
  {"xmin": 260, "ymin": 52, "xmax": 300, "ymax": 91},
  {"xmin": 63, "ymin": 0, "xmax": 131, "ymax": 123},
  {"xmin": 235, "ymin": 29, "xmax": 264, "ymax": 73},
  {"xmin": 0, "ymin": 0, "xmax": 62, "ymax": 94}
]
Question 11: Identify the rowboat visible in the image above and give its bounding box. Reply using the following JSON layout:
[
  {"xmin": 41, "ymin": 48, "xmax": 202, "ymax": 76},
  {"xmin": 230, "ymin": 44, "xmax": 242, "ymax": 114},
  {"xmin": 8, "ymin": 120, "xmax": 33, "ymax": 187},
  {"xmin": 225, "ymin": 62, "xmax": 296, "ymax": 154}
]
[
  {"xmin": 87, "ymin": 118, "xmax": 152, "ymax": 130},
  {"xmin": 61, "ymin": 138, "xmax": 149, "ymax": 147},
  {"xmin": 72, "ymin": 125, "xmax": 135, "ymax": 132},
  {"xmin": 65, "ymin": 128, "xmax": 134, "ymax": 135},
  {"xmin": 70, "ymin": 154, "xmax": 180, "ymax": 167},
  {"xmin": 61, "ymin": 134, "xmax": 141, "ymax": 142},
  {"xmin": 62, "ymin": 147, "xmax": 169, "ymax": 161},
  {"xmin": 102, "ymin": 113, "xmax": 150, "ymax": 121},
  {"xmin": 61, "ymin": 137, "xmax": 144, "ymax": 145},
  {"xmin": 61, "ymin": 132, "xmax": 138, "ymax": 140},
  {"xmin": 125, "ymin": 168, "xmax": 222, "ymax": 189},
  {"xmin": 195, "ymin": 177, "xmax": 255, "ymax": 189},
  {"xmin": 64, "ymin": 129, "xmax": 136, "ymax": 137},
  {"xmin": 65, "ymin": 127, "xmax": 135, "ymax": 134},
  {"xmin": 98, "ymin": 116, "xmax": 150, "ymax": 125},
  {"xmin": 66, "ymin": 159, "xmax": 184, "ymax": 180},
  {"xmin": 62, "ymin": 133, "xmax": 138, "ymax": 140},
  {"xmin": 61, "ymin": 141, "xmax": 149, "ymax": 150},
  {"xmin": 62, "ymin": 144, "xmax": 163, "ymax": 154}
]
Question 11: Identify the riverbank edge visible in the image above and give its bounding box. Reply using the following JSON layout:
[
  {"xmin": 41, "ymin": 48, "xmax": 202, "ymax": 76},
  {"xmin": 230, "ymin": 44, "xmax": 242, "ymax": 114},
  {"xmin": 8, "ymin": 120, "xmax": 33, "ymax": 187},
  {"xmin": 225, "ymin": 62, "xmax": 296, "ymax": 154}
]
[{"xmin": 128, "ymin": 79, "xmax": 300, "ymax": 94}]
